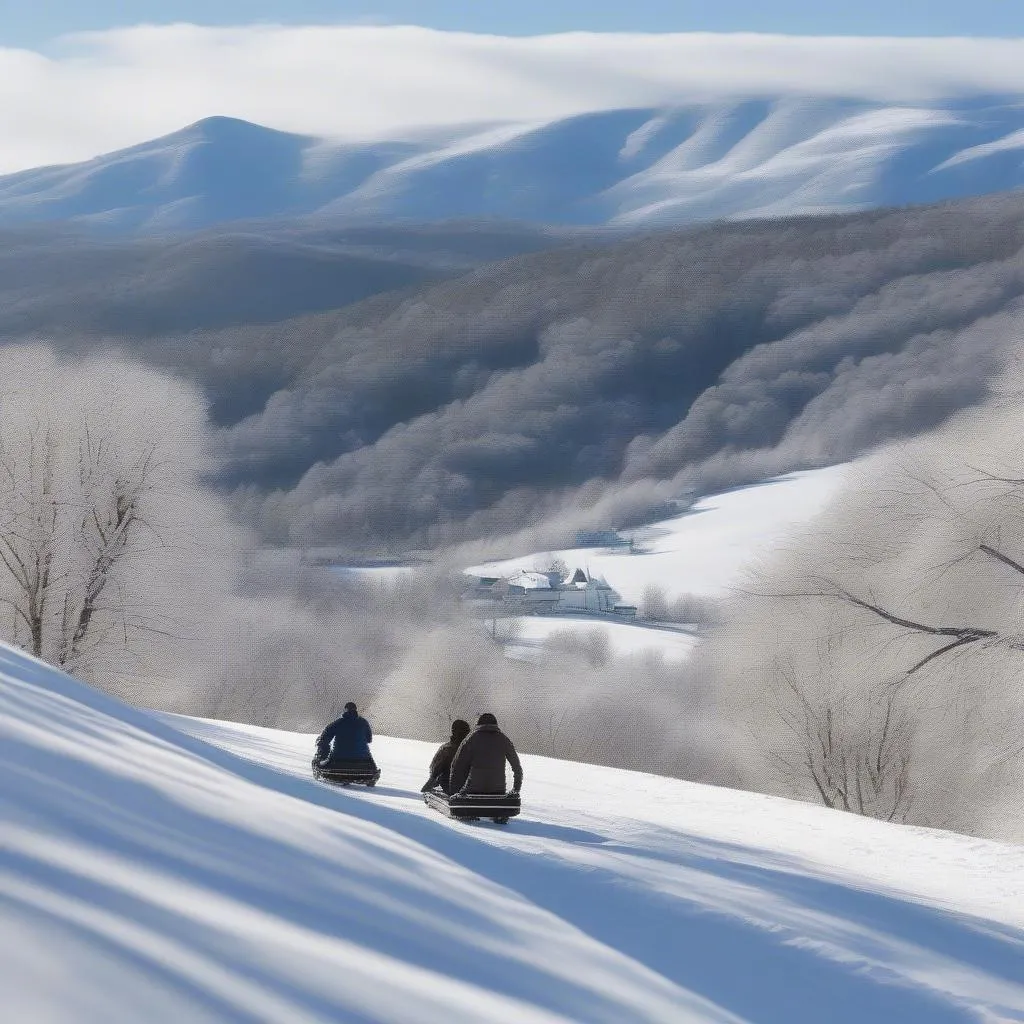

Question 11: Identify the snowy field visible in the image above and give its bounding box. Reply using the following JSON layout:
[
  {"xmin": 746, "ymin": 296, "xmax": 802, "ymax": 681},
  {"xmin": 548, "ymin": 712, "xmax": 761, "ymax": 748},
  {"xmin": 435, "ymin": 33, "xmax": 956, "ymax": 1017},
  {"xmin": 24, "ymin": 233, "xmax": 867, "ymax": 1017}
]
[
  {"xmin": 461, "ymin": 467, "xmax": 850, "ymax": 663},
  {"xmin": 3, "ymin": 641, "xmax": 1024, "ymax": 1023},
  {"xmin": 503, "ymin": 614, "xmax": 700, "ymax": 663},
  {"xmin": 311, "ymin": 469, "xmax": 848, "ymax": 668},
  {"xmin": 467, "ymin": 466, "xmax": 849, "ymax": 605},
  {"xmin": 512, "ymin": 614, "xmax": 704, "ymax": 663},
  {"xmin": 328, "ymin": 564, "xmax": 420, "ymax": 585}
]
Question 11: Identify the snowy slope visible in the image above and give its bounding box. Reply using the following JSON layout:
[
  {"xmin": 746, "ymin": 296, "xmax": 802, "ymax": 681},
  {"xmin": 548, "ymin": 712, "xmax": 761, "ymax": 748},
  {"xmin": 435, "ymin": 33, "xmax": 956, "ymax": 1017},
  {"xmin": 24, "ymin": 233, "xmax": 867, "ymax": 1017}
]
[
  {"xmin": 468, "ymin": 465, "xmax": 849, "ymax": 606},
  {"xmin": 4, "ymin": 97, "xmax": 1024, "ymax": 233},
  {"xmin": 504, "ymin": 615, "xmax": 700, "ymax": 664},
  {"xmin": 4, "ymin": 641, "xmax": 1024, "ymax": 1022},
  {"xmin": 0, "ymin": 117, "xmax": 422, "ymax": 234},
  {"xmin": 327, "ymin": 470, "xmax": 843, "ymax": 664}
]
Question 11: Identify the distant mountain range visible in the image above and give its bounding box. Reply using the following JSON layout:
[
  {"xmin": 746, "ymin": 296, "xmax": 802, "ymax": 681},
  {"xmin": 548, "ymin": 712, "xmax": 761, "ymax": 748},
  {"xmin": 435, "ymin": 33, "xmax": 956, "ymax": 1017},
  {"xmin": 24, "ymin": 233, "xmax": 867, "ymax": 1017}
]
[
  {"xmin": 3, "ymin": 97, "xmax": 1024, "ymax": 234},
  {"xmin": 5, "ymin": 181, "xmax": 1024, "ymax": 552},
  {"xmin": 0, "ymin": 220, "xmax": 584, "ymax": 341}
]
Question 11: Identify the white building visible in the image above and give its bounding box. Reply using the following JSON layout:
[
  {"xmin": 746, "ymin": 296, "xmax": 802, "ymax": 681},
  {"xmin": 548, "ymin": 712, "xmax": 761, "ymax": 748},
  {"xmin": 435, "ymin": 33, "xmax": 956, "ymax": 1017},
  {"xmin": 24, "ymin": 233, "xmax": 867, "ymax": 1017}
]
[{"xmin": 465, "ymin": 567, "xmax": 637, "ymax": 619}]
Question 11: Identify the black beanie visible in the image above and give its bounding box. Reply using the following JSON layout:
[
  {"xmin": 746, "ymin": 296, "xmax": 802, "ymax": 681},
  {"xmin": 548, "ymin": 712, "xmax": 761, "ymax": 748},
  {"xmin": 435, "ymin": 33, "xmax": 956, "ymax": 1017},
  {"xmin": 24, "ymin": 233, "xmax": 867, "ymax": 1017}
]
[
  {"xmin": 344, "ymin": 701, "xmax": 357, "ymax": 713},
  {"xmin": 477, "ymin": 713, "xmax": 497, "ymax": 726}
]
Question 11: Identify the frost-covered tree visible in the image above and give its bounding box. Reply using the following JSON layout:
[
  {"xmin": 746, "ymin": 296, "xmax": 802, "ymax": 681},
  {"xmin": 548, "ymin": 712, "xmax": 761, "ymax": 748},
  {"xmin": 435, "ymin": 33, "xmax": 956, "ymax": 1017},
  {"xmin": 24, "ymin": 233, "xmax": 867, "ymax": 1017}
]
[
  {"xmin": 0, "ymin": 346, "xmax": 238, "ymax": 688},
  {"xmin": 709, "ymin": 385, "xmax": 1024, "ymax": 839}
]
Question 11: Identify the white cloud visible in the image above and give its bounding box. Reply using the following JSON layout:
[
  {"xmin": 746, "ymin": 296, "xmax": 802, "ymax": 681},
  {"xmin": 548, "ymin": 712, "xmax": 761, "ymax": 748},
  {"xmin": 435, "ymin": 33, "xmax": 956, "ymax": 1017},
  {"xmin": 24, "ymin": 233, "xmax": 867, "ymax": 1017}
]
[{"xmin": 1, "ymin": 25, "xmax": 1024, "ymax": 173}]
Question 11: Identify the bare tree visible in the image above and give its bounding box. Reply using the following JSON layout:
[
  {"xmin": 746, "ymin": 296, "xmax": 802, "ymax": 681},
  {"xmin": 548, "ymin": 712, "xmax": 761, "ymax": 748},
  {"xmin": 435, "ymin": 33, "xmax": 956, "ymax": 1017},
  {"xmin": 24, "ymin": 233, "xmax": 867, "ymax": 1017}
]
[
  {"xmin": 546, "ymin": 556, "xmax": 569, "ymax": 579},
  {"xmin": 486, "ymin": 614, "xmax": 523, "ymax": 648},
  {"xmin": 543, "ymin": 626, "xmax": 610, "ymax": 668},
  {"xmin": 0, "ymin": 413, "xmax": 175, "ymax": 673},
  {"xmin": 767, "ymin": 655, "xmax": 915, "ymax": 823},
  {"xmin": 366, "ymin": 624, "xmax": 492, "ymax": 739},
  {"xmin": 760, "ymin": 444, "xmax": 1024, "ymax": 679},
  {"xmin": 641, "ymin": 583, "xmax": 669, "ymax": 622},
  {"xmin": 0, "ymin": 346, "xmax": 242, "ymax": 693},
  {"xmin": 711, "ymin": 400, "xmax": 1024, "ymax": 836},
  {"xmin": 431, "ymin": 661, "xmax": 488, "ymax": 734},
  {"xmin": 667, "ymin": 592, "xmax": 722, "ymax": 629},
  {"xmin": 519, "ymin": 704, "xmax": 596, "ymax": 761}
]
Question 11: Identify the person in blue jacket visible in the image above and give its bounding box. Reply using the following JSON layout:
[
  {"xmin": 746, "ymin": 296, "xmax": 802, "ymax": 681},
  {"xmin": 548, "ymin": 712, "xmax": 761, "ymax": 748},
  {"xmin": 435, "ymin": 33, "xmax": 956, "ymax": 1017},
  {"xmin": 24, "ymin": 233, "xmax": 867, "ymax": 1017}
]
[{"xmin": 314, "ymin": 702, "xmax": 374, "ymax": 764}]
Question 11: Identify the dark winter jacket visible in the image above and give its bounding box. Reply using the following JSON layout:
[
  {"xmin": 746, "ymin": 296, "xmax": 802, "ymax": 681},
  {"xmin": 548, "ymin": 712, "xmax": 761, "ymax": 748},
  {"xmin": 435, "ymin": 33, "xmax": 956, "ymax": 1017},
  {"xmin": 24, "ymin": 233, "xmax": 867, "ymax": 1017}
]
[
  {"xmin": 422, "ymin": 741, "xmax": 460, "ymax": 794},
  {"xmin": 422, "ymin": 723, "xmax": 473, "ymax": 794},
  {"xmin": 448, "ymin": 724, "xmax": 523, "ymax": 795},
  {"xmin": 316, "ymin": 710, "xmax": 373, "ymax": 762}
]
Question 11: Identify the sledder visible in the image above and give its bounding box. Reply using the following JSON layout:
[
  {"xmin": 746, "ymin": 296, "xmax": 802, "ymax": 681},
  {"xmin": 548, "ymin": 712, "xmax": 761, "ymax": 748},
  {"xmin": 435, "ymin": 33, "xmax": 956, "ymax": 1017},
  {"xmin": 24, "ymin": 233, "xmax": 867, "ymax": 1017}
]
[
  {"xmin": 422, "ymin": 713, "xmax": 522, "ymax": 824},
  {"xmin": 420, "ymin": 719, "xmax": 472, "ymax": 795},
  {"xmin": 312, "ymin": 702, "xmax": 380, "ymax": 786}
]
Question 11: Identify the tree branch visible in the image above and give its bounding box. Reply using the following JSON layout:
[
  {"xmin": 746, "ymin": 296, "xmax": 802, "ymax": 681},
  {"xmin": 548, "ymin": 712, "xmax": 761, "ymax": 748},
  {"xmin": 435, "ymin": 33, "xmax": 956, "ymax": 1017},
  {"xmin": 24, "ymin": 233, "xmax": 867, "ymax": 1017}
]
[{"xmin": 978, "ymin": 543, "xmax": 1024, "ymax": 579}]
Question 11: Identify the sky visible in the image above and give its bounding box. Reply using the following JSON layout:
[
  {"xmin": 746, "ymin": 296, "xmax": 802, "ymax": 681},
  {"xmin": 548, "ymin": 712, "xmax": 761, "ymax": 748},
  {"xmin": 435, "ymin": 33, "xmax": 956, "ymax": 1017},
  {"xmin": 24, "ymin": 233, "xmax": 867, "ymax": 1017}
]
[
  {"xmin": 1, "ymin": 8, "xmax": 1024, "ymax": 175},
  {"xmin": 2, "ymin": 0, "xmax": 1024, "ymax": 48}
]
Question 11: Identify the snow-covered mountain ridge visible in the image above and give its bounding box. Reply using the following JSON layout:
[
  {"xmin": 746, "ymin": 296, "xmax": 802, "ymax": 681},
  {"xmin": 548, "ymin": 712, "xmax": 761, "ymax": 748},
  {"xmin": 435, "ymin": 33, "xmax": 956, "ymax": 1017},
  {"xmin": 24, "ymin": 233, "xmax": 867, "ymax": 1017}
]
[
  {"xmin": 4, "ymin": 96, "xmax": 1024, "ymax": 233},
  {"xmin": 3, "ymin": 635, "xmax": 1024, "ymax": 1021}
]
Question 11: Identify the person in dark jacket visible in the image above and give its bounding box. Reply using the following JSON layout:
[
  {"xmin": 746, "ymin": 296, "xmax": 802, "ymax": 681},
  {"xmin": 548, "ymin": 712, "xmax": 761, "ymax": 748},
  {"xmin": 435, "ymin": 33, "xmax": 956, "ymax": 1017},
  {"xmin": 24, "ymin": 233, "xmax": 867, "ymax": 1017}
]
[
  {"xmin": 448, "ymin": 713, "xmax": 523, "ymax": 795},
  {"xmin": 421, "ymin": 719, "xmax": 472, "ymax": 794},
  {"xmin": 315, "ymin": 702, "xmax": 374, "ymax": 764}
]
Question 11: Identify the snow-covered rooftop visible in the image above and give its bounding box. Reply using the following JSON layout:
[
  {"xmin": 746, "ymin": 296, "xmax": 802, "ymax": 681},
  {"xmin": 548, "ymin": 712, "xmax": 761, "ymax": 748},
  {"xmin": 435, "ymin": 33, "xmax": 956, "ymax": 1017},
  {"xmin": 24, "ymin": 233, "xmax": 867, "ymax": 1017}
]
[{"xmin": 507, "ymin": 569, "xmax": 553, "ymax": 590}]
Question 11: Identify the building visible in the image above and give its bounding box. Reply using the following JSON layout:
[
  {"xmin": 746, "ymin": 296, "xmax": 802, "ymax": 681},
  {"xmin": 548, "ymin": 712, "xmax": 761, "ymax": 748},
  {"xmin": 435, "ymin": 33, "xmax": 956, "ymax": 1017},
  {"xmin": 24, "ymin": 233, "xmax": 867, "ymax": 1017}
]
[{"xmin": 464, "ymin": 566, "xmax": 638, "ymax": 619}]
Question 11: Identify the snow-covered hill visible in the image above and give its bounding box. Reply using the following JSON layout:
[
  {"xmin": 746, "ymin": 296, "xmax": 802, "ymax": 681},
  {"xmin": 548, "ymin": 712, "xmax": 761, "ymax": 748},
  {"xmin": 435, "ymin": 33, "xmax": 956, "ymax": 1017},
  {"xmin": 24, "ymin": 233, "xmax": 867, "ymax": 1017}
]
[
  {"xmin": 502, "ymin": 615, "xmax": 701, "ymax": 664},
  {"xmin": 5, "ymin": 97, "xmax": 1024, "ymax": 233},
  {"xmin": 461, "ymin": 466, "xmax": 846, "ymax": 663},
  {"xmin": 469, "ymin": 466, "xmax": 848, "ymax": 605},
  {"xmin": 4, "ymin": 640, "xmax": 1024, "ymax": 1022}
]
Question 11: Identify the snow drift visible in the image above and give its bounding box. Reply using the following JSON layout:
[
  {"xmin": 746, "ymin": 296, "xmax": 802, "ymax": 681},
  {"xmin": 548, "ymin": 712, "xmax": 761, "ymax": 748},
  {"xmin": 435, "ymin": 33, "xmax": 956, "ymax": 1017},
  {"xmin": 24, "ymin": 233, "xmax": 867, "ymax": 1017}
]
[{"xmin": 2, "ymin": 639, "xmax": 1024, "ymax": 1022}]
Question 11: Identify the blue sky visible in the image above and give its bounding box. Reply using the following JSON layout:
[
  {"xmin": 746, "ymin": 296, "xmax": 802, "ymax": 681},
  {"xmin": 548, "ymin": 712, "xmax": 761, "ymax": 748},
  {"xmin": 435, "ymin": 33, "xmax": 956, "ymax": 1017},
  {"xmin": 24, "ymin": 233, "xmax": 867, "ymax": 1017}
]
[
  {"xmin": 3, "ymin": 5, "xmax": 1024, "ymax": 175},
  {"xmin": 3, "ymin": 0, "xmax": 1023, "ymax": 49}
]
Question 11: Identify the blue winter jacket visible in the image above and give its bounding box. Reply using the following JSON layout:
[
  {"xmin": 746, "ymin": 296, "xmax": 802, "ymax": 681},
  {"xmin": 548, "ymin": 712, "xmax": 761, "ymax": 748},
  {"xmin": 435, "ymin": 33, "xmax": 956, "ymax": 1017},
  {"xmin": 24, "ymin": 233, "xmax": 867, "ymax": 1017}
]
[{"xmin": 316, "ymin": 710, "xmax": 373, "ymax": 761}]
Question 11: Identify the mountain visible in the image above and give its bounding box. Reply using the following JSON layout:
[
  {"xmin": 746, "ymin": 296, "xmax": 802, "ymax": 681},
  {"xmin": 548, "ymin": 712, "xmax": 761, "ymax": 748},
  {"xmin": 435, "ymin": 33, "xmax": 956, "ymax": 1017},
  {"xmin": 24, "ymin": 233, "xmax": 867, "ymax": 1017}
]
[
  {"xmin": 0, "ymin": 219, "xmax": 583, "ymax": 340},
  {"xmin": 9, "ymin": 187, "xmax": 1024, "ymax": 551},
  {"xmin": 0, "ymin": 116, "xmax": 415, "ymax": 234},
  {"xmin": 3, "ymin": 639, "xmax": 1023, "ymax": 1021},
  {"xmin": 4, "ymin": 98, "xmax": 1024, "ymax": 233},
  {"xmin": 192, "ymin": 190, "xmax": 1024, "ymax": 549}
]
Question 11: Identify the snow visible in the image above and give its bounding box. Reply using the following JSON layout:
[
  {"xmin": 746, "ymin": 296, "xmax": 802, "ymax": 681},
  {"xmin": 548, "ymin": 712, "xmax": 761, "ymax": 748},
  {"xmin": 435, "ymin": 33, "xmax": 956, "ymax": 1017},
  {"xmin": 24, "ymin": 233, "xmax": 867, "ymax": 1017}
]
[
  {"xmin": 502, "ymin": 615, "xmax": 699, "ymax": 664},
  {"xmin": 6, "ymin": 94, "xmax": 1024, "ymax": 232},
  {"xmin": 607, "ymin": 104, "xmax": 968, "ymax": 224},
  {"xmin": 933, "ymin": 127, "xmax": 1024, "ymax": 171},
  {"xmin": 468, "ymin": 466, "xmax": 849, "ymax": 605},
  {"xmin": 328, "ymin": 564, "xmax": 420, "ymax": 585},
  {"xmin": 13, "ymin": 29, "xmax": 1024, "ymax": 177},
  {"xmin": 3, "ymin": 639, "xmax": 1024, "ymax": 1022},
  {"xmin": 464, "ymin": 466, "xmax": 848, "ymax": 665},
  {"xmin": 323, "ymin": 472, "xmax": 846, "ymax": 668},
  {"xmin": 508, "ymin": 570, "xmax": 554, "ymax": 590}
]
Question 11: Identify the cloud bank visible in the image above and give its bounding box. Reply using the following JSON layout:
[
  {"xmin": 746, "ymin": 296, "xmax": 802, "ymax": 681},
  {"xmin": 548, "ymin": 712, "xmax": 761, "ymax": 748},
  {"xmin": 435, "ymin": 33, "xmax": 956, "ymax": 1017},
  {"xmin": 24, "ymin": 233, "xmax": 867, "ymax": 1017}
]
[{"xmin": 3, "ymin": 25, "xmax": 1024, "ymax": 172}]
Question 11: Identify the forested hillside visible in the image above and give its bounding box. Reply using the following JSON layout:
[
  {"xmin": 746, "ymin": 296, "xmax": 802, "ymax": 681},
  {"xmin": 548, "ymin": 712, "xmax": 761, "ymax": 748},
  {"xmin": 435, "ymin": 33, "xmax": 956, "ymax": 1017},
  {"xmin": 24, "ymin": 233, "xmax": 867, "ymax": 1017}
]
[{"xmin": 7, "ymin": 190, "xmax": 1024, "ymax": 552}]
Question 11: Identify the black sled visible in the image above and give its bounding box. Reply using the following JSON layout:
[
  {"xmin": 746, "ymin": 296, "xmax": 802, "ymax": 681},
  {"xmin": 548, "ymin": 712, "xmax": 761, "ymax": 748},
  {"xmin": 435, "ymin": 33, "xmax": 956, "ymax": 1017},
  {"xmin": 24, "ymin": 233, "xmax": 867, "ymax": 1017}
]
[
  {"xmin": 423, "ymin": 788, "xmax": 521, "ymax": 824},
  {"xmin": 312, "ymin": 757, "xmax": 381, "ymax": 787}
]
